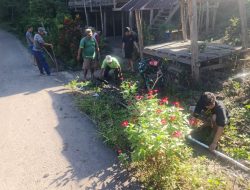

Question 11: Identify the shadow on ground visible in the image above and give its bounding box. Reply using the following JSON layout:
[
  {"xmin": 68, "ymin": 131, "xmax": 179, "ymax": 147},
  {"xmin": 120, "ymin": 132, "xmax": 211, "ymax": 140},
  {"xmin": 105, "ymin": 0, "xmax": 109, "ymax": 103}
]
[{"xmin": 46, "ymin": 88, "xmax": 141, "ymax": 189}]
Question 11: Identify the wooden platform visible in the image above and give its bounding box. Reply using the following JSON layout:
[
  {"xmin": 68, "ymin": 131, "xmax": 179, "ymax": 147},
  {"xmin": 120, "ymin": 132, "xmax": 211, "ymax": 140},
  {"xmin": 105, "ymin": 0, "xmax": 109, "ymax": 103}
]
[{"xmin": 143, "ymin": 41, "xmax": 244, "ymax": 71}]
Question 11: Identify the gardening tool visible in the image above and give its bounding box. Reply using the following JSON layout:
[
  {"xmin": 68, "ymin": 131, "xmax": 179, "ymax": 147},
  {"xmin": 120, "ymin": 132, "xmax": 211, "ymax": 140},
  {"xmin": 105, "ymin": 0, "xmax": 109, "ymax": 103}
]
[
  {"xmin": 187, "ymin": 135, "xmax": 250, "ymax": 172},
  {"xmin": 42, "ymin": 46, "xmax": 59, "ymax": 73},
  {"xmin": 51, "ymin": 47, "xmax": 59, "ymax": 72}
]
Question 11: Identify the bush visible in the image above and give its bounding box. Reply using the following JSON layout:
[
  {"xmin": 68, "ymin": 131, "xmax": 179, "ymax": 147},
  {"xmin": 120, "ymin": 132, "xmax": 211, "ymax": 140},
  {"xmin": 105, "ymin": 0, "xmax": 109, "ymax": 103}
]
[
  {"xmin": 67, "ymin": 80, "xmax": 245, "ymax": 189},
  {"xmin": 119, "ymin": 84, "xmax": 193, "ymax": 188},
  {"xmin": 57, "ymin": 16, "xmax": 82, "ymax": 70}
]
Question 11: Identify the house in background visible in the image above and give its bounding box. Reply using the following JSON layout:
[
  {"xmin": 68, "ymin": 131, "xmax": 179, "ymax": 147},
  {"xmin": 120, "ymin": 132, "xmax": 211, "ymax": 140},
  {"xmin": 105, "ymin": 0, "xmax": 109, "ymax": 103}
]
[
  {"xmin": 68, "ymin": 0, "xmax": 129, "ymax": 36},
  {"xmin": 68, "ymin": 0, "xmax": 180, "ymax": 37}
]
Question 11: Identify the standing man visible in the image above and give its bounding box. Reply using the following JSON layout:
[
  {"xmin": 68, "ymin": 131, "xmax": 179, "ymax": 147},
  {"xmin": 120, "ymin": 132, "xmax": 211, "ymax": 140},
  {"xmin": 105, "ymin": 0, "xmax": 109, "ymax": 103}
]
[
  {"xmin": 33, "ymin": 27, "xmax": 52, "ymax": 76},
  {"xmin": 101, "ymin": 55, "xmax": 122, "ymax": 82},
  {"xmin": 26, "ymin": 26, "xmax": 34, "ymax": 55},
  {"xmin": 192, "ymin": 92, "xmax": 230, "ymax": 151},
  {"xmin": 122, "ymin": 27, "xmax": 139, "ymax": 72},
  {"xmin": 77, "ymin": 28, "xmax": 99, "ymax": 81}
]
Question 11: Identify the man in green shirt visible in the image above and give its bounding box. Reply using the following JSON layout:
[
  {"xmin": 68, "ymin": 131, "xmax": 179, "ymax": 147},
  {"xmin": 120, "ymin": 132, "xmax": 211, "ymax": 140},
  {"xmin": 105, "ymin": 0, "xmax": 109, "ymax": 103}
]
[
  {"xmin": 101, "ymin": 55, "xmax": 122, "ymax": 82},
  {"xmin": 77, "ymin": 29, "xmax": 99, "ymax": 80}
]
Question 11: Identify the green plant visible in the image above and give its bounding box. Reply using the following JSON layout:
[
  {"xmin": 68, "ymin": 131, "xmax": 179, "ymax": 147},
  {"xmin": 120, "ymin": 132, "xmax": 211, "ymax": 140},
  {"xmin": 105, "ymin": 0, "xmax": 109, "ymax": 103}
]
[
  {"xmin": 120, "ymin": 81, "xmax": 138, "ymax": 103},
  {"xmin": 67, "ymin": 79, "xmax": 249, "ymax": 189},
  {"xmin": 224, "ymin": 17, "xmax": 241, "ymax": 46},
  {"xmin": 119, "ymin": 89, "xmax": 194, "ymax": 188},
  {"xmin": 118, "ymin": 152, "xmax": 130, "ymax": 168}
]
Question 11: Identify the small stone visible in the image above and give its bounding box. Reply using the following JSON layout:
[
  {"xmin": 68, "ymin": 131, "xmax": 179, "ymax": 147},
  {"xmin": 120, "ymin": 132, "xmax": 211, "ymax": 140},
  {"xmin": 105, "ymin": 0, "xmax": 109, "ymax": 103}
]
[{"xmin": 43, "ymin": 174, "xmax": 49, "ymax": 178}]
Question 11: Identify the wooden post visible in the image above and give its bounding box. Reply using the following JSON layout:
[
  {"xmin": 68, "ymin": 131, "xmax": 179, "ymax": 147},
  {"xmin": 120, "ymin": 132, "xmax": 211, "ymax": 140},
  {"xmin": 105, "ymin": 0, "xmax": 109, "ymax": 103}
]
[
  {"xmin": 180, "ymin": 0, "xmax": 188, "ymax": 41},
  {"xmin": 238, "ymin": 0, "xmax": 248, "ymax": 49},
  {"xmin": 95, "ymin": 12, "xmax": 98, "ymax": 30},
  {"xmin": 212, "ymin": 2, "xmax": 219, "ymax": 31},
  {"xmin": 99, "ymin": 3, "xmax": 104, "ymax": 34},
  {"xmin": 200, "ymin": 0, "xmax": 205, "ymax": 31},
  {"xmin": 198, "ymin": 0, "xmax": 202, "ymax": 31},
  {"xmin": 205, "ymin": 0, "xmax": 209, "ymax": 33},
  {"xmin": 83, "ymin": 0, "xmax": 89, "ymax": 26},
  {"xmin": 188, "ymin": 0, "xmax": 199, "ymax": 81},
  {"xmin": 150, "ymin": 9, "xmax": 154, "ymax": 26},
  {"xmin": 104, "ymin": 10, "xmax": 107, "ymax": 36},
  {"xmin": 112, "ymin": 12, "xmax": 116, "ymax": 39},
  {"xmin": 121, "ymin": 12, "xmax": 124, "ymax": 37},
  {"xmin": 90, "ymin": 0, "xmax": 93, "ymax": 12},
  {"xmin": 129, "ymin": 11, "xmax": 134, "ymax": 28},
  {"xmin": 135, "ymin": 10, "xmax": 144, "ymax": 59}
]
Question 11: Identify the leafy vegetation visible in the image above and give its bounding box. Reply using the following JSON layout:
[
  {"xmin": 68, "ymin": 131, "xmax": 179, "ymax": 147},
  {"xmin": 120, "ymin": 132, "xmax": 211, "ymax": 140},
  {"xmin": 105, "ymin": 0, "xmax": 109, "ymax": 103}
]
[
  {"xmin": 0, "ymin": 0, "xmax": 85, "ymax": 70},
  {"xmin": 66, "ymin": 79, "xmax": 249, "ymax": 189}
]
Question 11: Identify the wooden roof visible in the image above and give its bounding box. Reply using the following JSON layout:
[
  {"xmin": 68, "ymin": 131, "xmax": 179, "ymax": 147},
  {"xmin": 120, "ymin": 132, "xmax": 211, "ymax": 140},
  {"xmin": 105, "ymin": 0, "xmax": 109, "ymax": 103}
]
[
  {"xmin": 119, "ymin": 0, "xmax": 178, "ymax": 11},
  {"xmin": 144, "ymin": 0, "xmax": 177, "ymax": 9},
  {"xmin": 143, "ymin": 41, "xmax": 242, "ymax": 66}
]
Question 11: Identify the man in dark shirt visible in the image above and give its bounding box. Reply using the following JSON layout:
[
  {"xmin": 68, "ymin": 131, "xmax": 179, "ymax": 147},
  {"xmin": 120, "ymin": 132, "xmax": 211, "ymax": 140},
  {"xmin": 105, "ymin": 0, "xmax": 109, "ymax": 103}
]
[
  {"xmin": 122, "ymin": 27, "xmax": 139, "ymax": 72},
  {"xmin": 193, "ymin": 92, "xmax": 229, "ymax": 151}
]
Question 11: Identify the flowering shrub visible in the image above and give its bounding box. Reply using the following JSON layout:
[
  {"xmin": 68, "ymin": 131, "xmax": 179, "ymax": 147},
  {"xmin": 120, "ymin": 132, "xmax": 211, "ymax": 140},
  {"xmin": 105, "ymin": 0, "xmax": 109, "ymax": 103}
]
[
  {"xmin": 119, "ymin": 85, "xmax": 193, "ymax": 188},
  {"xmin": 69, "ymin": 80, "xmax": 241, "ymax": 189},
  {"xmin": 57, "ymin": 15, "xmax": 82, "ymax": 69}
]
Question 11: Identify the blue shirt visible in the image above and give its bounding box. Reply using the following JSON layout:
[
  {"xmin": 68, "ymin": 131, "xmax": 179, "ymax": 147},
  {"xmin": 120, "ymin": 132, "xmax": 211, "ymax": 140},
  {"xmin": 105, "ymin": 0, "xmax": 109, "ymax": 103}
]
[{"xmin": 26, "ymin": 31, "xmax": 33, "ymax": 46}]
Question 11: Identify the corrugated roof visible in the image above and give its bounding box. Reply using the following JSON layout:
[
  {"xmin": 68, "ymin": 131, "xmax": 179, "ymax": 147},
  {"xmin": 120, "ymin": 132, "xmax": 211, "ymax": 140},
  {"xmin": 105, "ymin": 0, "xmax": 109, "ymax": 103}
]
[
  {"xmin": 119, "ymin": 0, "xmax": 178, "ymax": 11},
  {"xmin": 120, "ymin": 0, "xmax": 139, "ymax": 11},
  {"xmin": 144, "ymin": 0, "xmax": 177, "ymax": 9}
]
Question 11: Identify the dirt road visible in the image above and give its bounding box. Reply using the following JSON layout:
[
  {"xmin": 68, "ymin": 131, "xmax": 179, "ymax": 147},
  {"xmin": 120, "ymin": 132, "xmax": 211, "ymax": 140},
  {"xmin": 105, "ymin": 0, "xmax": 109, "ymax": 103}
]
[{"xmin": 0, "ymin": 30, "xmax": 135, "ymax": 190}]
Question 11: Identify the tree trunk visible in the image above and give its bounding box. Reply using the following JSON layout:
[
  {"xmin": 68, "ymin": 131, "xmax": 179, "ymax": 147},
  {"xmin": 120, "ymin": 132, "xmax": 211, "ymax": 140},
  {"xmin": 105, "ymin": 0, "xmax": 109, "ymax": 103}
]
[
  {"xmin": 188, "ymin": 0, "xmax": 200, "ymax": 81},
  {"xmin": 205, "ymin": 0, "xmax": 209, "ymax": 33},
  {"xmin": 180, "ymin": 0, "xmax": 188, "ymax": 41},
  {"xmin": 238, "ymin": 0, "xmax": 248, "ymax": 49},
  {"xmin": 135, "ymin": 10, "xmax": 144, "ymax": 59}
]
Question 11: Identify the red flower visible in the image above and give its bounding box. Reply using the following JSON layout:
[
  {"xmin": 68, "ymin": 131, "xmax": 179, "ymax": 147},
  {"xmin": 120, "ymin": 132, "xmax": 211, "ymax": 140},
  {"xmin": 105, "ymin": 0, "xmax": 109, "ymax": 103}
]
[
  {"xmin": 148, "ymin": 90, "xmax": 153, "ymax": 95},
  {"xmin": 156, "ymin": 109, "xmax": 162, "ymax": 114},
  {"xmin": 172, "ymin": 131, "xmax": 182, "ymax": 138},
  {"xmin": 135, "ymin": 95, "xmax": 143, "ymax": 101},
  {"xmin": 121, "ymin": 121, "xmax": 129, "ymax": 127},
  {"xmin": 147, "ymin": 95, "xmax": 153, "ymax": 99},
  {"xmin": 117, "ymin": 149, "xmax": 122, "ymax": 155},
  {"xmin": 159, "ymin": 97, "xmax": 168, "ymax": 105},
  {"xmin": 173, "ymin": 102, "xmax": 180, "ymax": 108},
  {"xmin": 189, "ymin": 118, "xmax": 198, "ymax": 126},
  {"xmin": 162, "ymin": 97, "xmax": 168, "ymax": 103},
  {"xmin": 161, "ymin": 119, "xmax": 167, "ymax": 125},
  {"xmin": 154, "ymin": 89, "xmax": 159, "ymax": 93},
  {"xmin": 120, "ymin": 77, "xmax": 124, "ymax": 81},
  {"xmin": 170, "ymin": 115, "xmax": 176, "ymax": 122}
]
